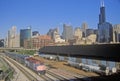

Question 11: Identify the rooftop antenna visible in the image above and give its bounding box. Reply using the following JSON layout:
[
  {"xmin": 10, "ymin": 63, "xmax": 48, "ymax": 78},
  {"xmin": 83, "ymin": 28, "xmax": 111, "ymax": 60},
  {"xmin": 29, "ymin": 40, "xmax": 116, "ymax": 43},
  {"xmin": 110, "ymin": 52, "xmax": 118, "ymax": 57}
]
[
  {"xmin": 101, "ymin": 0, "xmax": 104, "ymax": 7},
  {"xmin": 27, "ymin": 25, "xmax": 31, "ymax": 29}
]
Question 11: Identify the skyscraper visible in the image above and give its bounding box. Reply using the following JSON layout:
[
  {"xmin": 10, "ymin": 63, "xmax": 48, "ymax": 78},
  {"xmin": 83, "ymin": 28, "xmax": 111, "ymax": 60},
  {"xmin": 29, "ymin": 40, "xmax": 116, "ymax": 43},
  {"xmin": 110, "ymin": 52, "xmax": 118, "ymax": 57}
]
[
  {"xmin": 32, "ymin": 31, "xmax": 39, "ymax": 36},
  {"xmin": 113, "ymin": 24, "xmax": 120, "ymax": 42},
  {"xmin": 7, "ymin": 26, "xmax": 20, "ymax": 47},
  {"xmin": 86, "ymin": 29, "xmax": 94, "ymax": 37},
  {"xmin": 20, "ymin": 28, "xmax": 31, "ymax": 47},
  {"xmin": 98, "ymin": 1, "xmax": 113, "ymax": 43},
  {"xmin": 62, "ymin": 24, "xmax": 73, "ymax": 41},
  {"xmin": 81, "ymin": 22, "xmax": 88, "ymax": 37},
  {"xmin": 99, "ymin": 1, "xmax": 106, "ymax": 24},
  {"xmin": 47, "ymin": 28, "xmax": 59, "ymax": 40},
  {"xmin": 0, "ymin": 39, "xmax": 4, "ymax": 47},
  {"xmin": 8, "ymin": 30, "xmax": 11, "ymax": 47}
]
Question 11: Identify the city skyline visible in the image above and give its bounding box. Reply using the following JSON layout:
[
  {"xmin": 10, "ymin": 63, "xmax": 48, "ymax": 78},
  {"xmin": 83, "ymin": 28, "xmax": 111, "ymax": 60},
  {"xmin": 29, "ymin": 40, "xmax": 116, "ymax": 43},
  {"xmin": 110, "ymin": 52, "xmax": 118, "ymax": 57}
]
[{"xmin": 0, "ymin": 0, "xmax": 120, "ymax": 38}]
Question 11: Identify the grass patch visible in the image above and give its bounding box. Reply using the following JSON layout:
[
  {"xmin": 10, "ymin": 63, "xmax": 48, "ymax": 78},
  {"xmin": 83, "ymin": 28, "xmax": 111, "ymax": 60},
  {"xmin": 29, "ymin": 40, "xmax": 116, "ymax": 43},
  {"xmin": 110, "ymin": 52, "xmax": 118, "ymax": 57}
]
[
  {"xmin": 17, "ymin": 50, "xmax": 36, "ymax": 55},
  {"xmin": 0, "ymin": 58, "xmax": 8, "ymax": 72}
]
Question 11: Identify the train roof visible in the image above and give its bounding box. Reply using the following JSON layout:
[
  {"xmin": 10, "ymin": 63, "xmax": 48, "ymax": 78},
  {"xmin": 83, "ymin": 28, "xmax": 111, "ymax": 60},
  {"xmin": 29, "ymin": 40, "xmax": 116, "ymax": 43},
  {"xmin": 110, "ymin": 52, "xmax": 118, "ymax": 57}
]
[{"xmin": 26, "ymin": 57, "xmax": 44, "ymax": 64}]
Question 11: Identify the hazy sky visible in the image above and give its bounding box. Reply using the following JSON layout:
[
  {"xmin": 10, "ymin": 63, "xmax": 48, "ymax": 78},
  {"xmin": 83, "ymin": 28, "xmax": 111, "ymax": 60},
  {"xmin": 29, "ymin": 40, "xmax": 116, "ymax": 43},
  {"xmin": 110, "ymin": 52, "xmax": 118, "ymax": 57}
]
[{"xmin": 0, "ymin": 0, "xmax": 120, "ymax": 38}]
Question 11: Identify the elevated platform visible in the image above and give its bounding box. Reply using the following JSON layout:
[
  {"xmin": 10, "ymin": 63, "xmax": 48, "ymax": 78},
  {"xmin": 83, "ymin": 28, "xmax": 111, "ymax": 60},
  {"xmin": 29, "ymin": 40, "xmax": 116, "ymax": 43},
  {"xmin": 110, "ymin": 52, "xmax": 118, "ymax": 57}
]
[{"xmin": 39, "ymin": 44, "xmax": 120, "ymax": 62}]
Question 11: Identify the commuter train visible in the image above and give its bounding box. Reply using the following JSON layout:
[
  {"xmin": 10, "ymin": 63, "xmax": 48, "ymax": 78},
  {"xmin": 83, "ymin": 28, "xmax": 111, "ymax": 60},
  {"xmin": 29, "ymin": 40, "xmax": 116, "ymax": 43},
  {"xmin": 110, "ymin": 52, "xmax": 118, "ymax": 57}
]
[
  {"xmin": 25, "ymin": 57, "xmax": 46, "ymax": 75},
  {"xmin": 68, "ymin": 60, "xmax": 117, "ymax": 75},
  {"xmin": 5, "ymin": 51, "xmax": 46, "ymax": 75}
]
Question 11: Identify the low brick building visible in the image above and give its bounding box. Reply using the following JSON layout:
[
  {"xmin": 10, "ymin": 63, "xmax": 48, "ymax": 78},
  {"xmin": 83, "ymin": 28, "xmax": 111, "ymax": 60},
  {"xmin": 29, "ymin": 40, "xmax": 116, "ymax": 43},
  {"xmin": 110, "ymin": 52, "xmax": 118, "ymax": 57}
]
[{"xmin": 24, "ymin": 35, "xmax": 53, "ymax": 49}]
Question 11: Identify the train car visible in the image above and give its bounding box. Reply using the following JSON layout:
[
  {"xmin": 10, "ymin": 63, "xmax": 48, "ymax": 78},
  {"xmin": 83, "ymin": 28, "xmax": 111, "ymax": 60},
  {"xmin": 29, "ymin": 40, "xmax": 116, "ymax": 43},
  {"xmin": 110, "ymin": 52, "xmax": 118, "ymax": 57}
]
[
  {"xmin": 80, "ymin": 63, "xmax": 101, "ymax": 72},
  {"xmin": 68, "ymin": 60, "xmax": 80, "ymax": 68},
  {"xmin": 39, "ymin": 54, "xmax": 59, "ymax": 60},
  {"xmin": 67, "ymin": 59, "xmax": 110, "ymax": 75},
  {"xmin": 5, "ymin": 51, "xmax": 29, "ymax": 65},
  {"xmin": 25, "ymin": 57, "xmax": 46, "ymax": 75},
  {"xmin": 80, "ymin": 63, "xmax": 110, "ymax": 75},
  {"xmin": 5, "ymin": 51, "xmax": 46, "ymax": 75}
]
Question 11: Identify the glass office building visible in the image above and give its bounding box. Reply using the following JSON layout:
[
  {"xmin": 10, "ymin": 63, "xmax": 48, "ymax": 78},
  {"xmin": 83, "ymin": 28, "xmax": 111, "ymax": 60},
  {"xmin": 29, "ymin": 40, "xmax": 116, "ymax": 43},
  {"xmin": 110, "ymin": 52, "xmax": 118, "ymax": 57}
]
[{"xmin": 20, "ymin": 28, "xmax": 31, "ymax": 47}]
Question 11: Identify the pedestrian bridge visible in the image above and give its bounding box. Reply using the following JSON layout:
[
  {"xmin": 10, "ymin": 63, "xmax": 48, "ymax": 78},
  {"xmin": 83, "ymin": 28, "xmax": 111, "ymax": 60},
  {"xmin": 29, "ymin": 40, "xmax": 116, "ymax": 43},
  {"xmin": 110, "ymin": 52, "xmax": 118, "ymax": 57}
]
[{"xmin": 39, "ymin": 44, "xmax": 120, "ymax": 62}]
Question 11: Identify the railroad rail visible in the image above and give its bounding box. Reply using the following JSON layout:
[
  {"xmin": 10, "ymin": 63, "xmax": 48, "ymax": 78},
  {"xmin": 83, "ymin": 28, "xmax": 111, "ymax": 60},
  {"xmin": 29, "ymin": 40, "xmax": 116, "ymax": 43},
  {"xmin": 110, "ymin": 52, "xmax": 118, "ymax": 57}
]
[
  {"xmin": 47, "ymin": 69, "xmax": 88, "ymax": 81},
  {"xmin": 5, "ymin": 56, "xmax": 38, "ymax": 81},
  {"xmin": 4, "ymin": 52, "xmax": 89, "ymax": 81},
  {"xmin": 4, "ymin": 56, "xmax": 63, "ymax": 81},
  {"xmin": 47, "ymin": 70, "xmax": 67, "ymax": 81}
]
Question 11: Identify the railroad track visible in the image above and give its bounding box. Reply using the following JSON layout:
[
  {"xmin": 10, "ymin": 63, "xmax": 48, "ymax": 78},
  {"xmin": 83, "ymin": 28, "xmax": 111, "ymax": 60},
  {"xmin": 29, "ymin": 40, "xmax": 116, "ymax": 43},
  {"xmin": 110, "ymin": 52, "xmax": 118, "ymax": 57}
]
[
  {"xmin": 5, "ymin": 56, "xmax": 38, "ymax": 81},
  {"xmin": 47, "ymin": 69, "xmax": 89, "ymax": 81},
  {"xmin": 4, "ymin": 55, "xmax": 88, "ymax": 81},
  {"xmin": 40, "ymin": 74, "xmax": 54, "ymax": 81},
  {"xmin": 5, "ymin": 56, "xmax": 60, "ymax": 81},
  {"xmin": 47, "ymin": 70, "xmax": 67, "ymax": 81}
]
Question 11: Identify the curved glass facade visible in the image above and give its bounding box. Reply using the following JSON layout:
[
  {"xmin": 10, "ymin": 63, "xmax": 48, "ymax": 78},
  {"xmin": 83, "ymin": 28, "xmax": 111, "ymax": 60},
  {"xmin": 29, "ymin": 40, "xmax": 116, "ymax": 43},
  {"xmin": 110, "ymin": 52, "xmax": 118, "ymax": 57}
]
[{"xmin": 20, "ymin": 29, "xmax": 31, "ymax": 47}]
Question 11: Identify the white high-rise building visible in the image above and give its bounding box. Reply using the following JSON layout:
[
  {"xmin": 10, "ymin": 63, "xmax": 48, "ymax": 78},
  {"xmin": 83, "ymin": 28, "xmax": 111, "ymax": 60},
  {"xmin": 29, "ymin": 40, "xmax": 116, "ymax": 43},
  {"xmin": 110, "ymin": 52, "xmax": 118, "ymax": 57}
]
[
  {"xmin": 7, "ymin": 26, "xmax": 20, "ymax": 47},
  {"xmin": 74, "ymin": 27, "xmax": 82, "ymax": 39}
]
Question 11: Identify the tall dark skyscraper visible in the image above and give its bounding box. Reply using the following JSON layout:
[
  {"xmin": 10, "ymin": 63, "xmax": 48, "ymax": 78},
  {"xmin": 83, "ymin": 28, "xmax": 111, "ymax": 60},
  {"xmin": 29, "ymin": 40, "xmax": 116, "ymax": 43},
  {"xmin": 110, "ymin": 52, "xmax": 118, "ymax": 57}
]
[
  {"xmin": 99, "ymin": 1, "xmax": 106, "ymax": 24},
  {"xmin": 98, "ymin": 1, "xmax": 113, "ymax": 43},
  {"xmin": 20, "ymin": 28, "xmax": 31, "ymax": 47}
]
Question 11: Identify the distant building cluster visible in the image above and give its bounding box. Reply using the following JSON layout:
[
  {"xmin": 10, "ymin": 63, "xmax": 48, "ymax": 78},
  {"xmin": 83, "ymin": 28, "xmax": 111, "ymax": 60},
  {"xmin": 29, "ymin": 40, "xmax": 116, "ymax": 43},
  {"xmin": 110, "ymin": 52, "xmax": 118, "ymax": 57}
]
[{"xmin": 2, "ymin": 1, "xmax": 120, "ymax": 48}]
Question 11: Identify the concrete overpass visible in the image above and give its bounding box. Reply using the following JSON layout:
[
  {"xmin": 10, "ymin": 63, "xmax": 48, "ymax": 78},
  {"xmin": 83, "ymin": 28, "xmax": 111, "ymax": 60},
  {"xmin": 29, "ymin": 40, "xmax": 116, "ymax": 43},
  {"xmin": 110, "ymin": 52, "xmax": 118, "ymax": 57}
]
[{"xmin": 39, "ymin": 44, "xmax": 120, "ymax": 62}]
